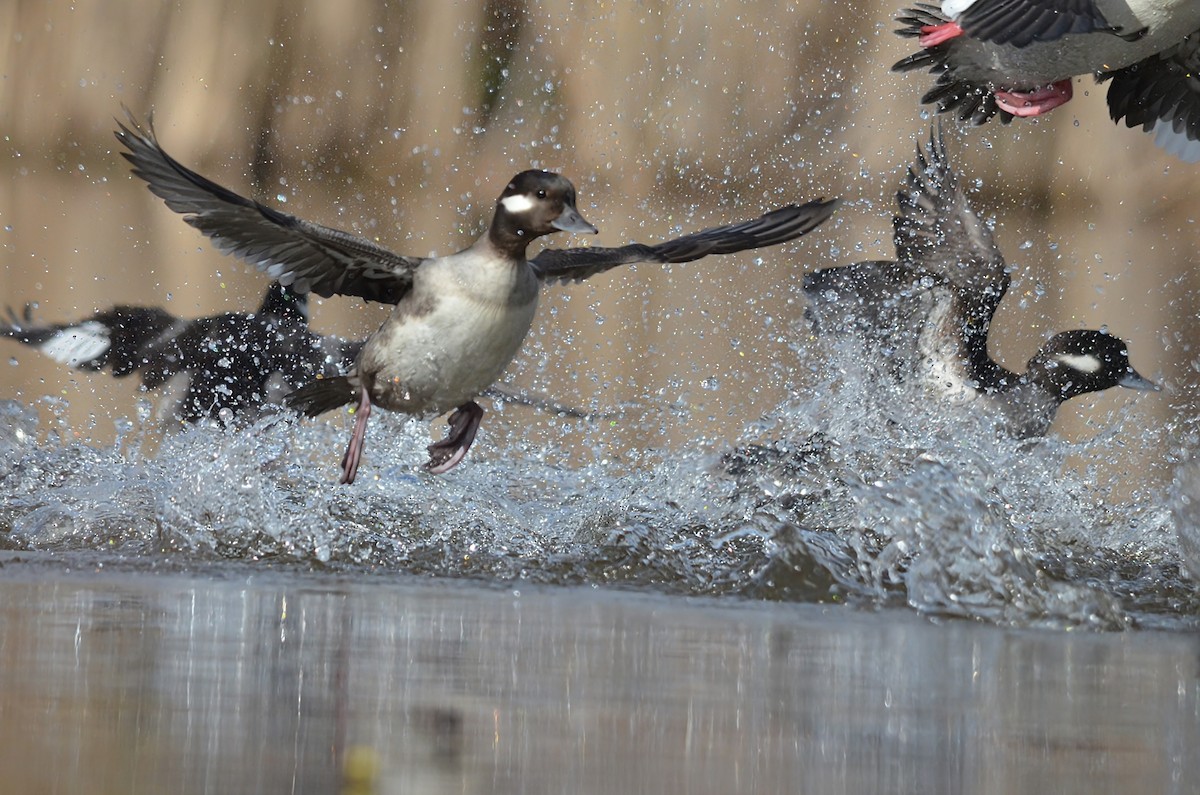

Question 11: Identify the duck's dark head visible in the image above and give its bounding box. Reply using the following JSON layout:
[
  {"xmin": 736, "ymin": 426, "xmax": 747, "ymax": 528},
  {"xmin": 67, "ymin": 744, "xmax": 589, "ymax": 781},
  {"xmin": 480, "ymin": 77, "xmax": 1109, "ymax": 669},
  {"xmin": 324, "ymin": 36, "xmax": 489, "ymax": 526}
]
[
  {"xmin": 1028, "ymin": 329, "xmax": 1158, "ymax": 401},
  {"xmin": 489, "ymin": 170, "xmax": 598, "ymax": 257}
]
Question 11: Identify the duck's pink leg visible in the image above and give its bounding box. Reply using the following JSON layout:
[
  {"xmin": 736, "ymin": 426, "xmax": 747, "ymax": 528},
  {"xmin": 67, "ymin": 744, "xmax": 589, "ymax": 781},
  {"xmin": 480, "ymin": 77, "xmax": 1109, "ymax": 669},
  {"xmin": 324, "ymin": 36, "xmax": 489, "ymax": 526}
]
[
  {"xmin": 339, "ymin": 388, "xmax": 372, "ymax": 485},
  {"xmin": 920, "ymin": 21, "xmax": 964, "ymax": 47},
  {"xmin": 426, "ymin": 401, "xmax": 484, "ymax": 475},
  {"xmin": 995, "ymin": 79, "xmax": 1073, "ymax": 117}
]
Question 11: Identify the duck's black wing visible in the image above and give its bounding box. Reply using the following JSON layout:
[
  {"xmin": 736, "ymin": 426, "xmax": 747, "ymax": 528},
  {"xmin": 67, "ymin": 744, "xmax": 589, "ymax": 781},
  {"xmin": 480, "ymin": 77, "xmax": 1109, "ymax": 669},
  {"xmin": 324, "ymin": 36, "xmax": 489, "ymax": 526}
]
[
  {"xmin": 893, "ymin": 4, "xmax": 1015, "ymax": 126},
  {"xmin": 803, "ymin": 258, "xmax": 943, "ymax": 344},
  {"xmin": 803, "ymin": 130, "xmax": 1009, "ymax": 392},
  {"xmin": 954, "ymin": 0, "xmax": 1117, "ymax": 47},
  {"xmin": 893, "ymin": 128, "xmax": 1009, "ymax": 333},
  {"xmin": 1104, "ymin": 35, "xmax": 1200, "ymax": 163},
  {"xmin": 116, "ymin": 111, "xmax": 424, "ymax": 305},
  {"xmin": 530, "ymin": 198, "xmax": 838, "ymax": 285}
]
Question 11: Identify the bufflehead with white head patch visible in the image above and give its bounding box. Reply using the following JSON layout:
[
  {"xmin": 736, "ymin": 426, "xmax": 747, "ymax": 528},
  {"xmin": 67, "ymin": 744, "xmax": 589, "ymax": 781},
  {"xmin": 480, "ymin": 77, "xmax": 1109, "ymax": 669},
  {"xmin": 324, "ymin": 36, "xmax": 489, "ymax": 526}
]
[
  {"xmin": 115, "ymin": 111, "xmax": 837, "ymax": 482},
  {"xmin": 2, "ymin": 282, "xmax": 598, "ymax": 426},
  {"xmin": 803, "ymin": 129, "xmax": 1158, "ymax": 438},
  {"xmin": 1, "ymin": 282, "xmax": 357, "ymax": 423}
]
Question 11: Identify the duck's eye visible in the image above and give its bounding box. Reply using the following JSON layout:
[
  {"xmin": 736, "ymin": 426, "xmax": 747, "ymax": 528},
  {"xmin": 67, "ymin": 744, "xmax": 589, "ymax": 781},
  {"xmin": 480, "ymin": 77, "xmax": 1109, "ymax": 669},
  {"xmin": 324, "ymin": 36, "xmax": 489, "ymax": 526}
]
[{"xmin": 536, "ymin": 189, "xmax": 547, "ymax": 199}]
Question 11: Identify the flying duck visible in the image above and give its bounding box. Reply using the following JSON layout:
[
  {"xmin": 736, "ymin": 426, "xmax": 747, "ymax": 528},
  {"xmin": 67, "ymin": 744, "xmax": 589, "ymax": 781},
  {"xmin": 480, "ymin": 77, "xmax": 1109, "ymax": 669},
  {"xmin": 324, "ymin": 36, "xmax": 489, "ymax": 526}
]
[
  {"xmin": 115, "ymin": 112, "xmax": 837, "ymax": 482},
  {"xmin": 892, "ymin": 0, "xmax": 1200, "ymax": 160}
]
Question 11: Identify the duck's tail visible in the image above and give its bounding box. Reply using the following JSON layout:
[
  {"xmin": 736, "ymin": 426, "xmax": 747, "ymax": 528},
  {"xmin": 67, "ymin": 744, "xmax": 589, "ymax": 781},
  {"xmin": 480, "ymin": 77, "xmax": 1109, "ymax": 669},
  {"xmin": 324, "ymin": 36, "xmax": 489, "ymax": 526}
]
[{"xmin": 286, "ymin": 376, "xmax": 358, "ymax": 417}]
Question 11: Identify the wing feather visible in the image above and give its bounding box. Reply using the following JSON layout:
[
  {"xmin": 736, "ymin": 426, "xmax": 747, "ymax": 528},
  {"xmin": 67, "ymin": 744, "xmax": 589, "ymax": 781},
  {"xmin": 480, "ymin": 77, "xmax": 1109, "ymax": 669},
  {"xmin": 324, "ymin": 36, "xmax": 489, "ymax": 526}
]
[
  {"xmin": 1104, "ymin": 36, "xmax": 1200, "ymax": 163},
  {"xmin": 116, "ymin": 110, "xmax": 424, "ymax": 305},
  {"xmin": 956, "ymin": 0, "xmax": 1115, "ymax": 47},
  {"xmin": 531, "ymin": 198, "xmax": 838, "ymax": 284},
  {"xmin": 894, "ymin": 127, "xmax": 1009, "ymax": 326}
]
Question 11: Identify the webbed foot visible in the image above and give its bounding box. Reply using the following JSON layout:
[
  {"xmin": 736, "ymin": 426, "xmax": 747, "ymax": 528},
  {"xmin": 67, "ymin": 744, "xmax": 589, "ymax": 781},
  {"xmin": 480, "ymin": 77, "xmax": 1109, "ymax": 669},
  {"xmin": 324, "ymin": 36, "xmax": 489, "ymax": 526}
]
[{"xmin": 426, "ymin": 401, "xmax": 484, "ymax": 474}]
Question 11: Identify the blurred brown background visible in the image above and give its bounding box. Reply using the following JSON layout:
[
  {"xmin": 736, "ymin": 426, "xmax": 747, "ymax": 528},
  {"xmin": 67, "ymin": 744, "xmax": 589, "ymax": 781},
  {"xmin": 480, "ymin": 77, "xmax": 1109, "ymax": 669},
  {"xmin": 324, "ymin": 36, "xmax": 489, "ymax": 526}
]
[{"xmin": 1, "ymin": 0, "xmax": 1196, "ymax": 481}]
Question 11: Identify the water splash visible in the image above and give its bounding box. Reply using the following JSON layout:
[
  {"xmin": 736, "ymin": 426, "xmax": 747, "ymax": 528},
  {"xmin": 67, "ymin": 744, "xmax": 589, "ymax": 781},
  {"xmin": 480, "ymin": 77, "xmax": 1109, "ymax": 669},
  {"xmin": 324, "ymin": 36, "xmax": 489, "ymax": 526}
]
[{"xmin": 0, "ymin": 350, "xmax": 1195, "ymax": 631}]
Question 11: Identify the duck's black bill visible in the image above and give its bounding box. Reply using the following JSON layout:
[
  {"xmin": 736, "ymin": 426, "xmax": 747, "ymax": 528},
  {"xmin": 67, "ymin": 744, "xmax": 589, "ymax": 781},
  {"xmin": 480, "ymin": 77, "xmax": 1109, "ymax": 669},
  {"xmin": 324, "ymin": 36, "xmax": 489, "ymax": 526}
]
[
  {"xmin": 1120, "ymin": 369, "xmax": 1160, "ymax": 392},
  {"xmin": 552, "ymin": 206, "xmax": 598, "ymax": 235}
]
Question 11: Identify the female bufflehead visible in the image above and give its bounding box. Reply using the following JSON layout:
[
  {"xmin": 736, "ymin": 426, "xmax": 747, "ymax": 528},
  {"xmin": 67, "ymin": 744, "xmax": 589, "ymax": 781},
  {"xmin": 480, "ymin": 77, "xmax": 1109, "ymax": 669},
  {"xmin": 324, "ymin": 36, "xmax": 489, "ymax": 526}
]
[
  {"xmin": 892, "ymin": 0, "xmax": 1200, "ymax": 160},
  {"xmin": 116, "ymin": 112, "xmax": 837, "ymax": 483},
  {"xmin": 1, "ymin": 282, "xmax": 358, "ymax": 423},
  {"xmin": 803, "ymin": 130, "xmax": 1158, "ymax": 438}
]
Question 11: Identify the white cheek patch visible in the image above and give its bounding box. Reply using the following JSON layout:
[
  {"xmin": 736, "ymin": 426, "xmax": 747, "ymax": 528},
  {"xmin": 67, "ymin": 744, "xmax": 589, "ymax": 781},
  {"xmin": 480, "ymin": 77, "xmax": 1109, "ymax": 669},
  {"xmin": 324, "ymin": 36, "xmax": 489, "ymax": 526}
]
[
  {"xmin": 500, "ymin": 193, "xmax": 536, "ymax": 214},
  {"xmin": 40, "ymin": 321, "xmax": 111, "ymax": 367},
  {"xmin": 943, "ymin": 0, "xmax": 976, "ymax": 18},
  {"xmin": 1055, "ymin": 353, "xmax": 1102, "ymax": 374}
]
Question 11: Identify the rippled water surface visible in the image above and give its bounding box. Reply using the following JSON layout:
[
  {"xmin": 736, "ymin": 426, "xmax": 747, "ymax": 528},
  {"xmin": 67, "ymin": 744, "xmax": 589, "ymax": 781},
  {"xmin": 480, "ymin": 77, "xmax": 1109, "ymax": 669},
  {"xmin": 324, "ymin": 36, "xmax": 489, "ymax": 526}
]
[{"xmin": 1, "ymin": 563, "xmax": 1197, "ymax": 795}]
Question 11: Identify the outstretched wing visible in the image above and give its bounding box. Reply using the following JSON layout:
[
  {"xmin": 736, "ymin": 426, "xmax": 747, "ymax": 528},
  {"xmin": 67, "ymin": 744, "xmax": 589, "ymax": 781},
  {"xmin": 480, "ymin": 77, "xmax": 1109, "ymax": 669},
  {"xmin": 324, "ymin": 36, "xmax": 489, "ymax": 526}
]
[
  {"xmin": 803, "ymin": 258, "xmax": 938, "ymax": 342},
  {"xmin": 530, "ymin": 198, "xmax": 838, "ymax": 284},
  {"xmin": 803, "ymin": 130, "xmax": 1015, "ymax": 394},
  {"xmin": 894, "ymin": 127, "xmax": 1009, "ymax": 328},
  {"xmin": 954, "ymin": 0, "xmax": 1116, "ymax": 47},
  {"xmin": 1105, "ymin": 36, "xmax": 1200, "ymax": 164},
  {"xmin": 893, "ymin": 4, "xmax": 1015, "ymax": 126},
  {"xmin": 115, "ymin": 110, "xmax": 424, "ymax": 305}
]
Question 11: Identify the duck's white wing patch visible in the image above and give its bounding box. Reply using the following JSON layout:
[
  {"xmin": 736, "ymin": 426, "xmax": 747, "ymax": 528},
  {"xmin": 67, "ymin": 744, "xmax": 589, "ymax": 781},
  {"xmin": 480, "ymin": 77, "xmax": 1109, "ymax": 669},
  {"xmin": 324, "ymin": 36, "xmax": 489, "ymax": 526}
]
[
  {"xmin": 39, "ymin": 321, "xmax": 111, "ymax": 367},
  {"xmin": 1055, "ymin": 352, "xmax": 1102, "ymax": 373},
  {"xmin": 1152, "ymin": 121, "xmax": 1200, "ymax": 164},
  {"xmin": 942, "ymin": 0, "xmax": 976, "ymax": 18},
  {"xmin": 500, "ymin": 193, "xmax": 536, "ymax": 214}
]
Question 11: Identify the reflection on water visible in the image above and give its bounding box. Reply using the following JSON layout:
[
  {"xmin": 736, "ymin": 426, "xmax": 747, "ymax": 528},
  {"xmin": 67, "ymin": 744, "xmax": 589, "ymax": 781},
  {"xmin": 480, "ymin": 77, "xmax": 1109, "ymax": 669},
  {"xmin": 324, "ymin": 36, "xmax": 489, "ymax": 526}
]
[{"xmin": 0, "ymin": 563, "xmax": 1196, "ymax": 795}]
